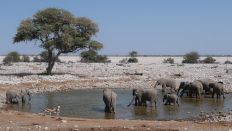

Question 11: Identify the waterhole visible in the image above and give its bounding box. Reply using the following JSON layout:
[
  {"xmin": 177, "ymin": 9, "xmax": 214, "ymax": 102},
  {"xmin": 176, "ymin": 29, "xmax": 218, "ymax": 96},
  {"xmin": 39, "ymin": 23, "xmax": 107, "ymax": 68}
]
[{"xmin": 7, "ymin": 89, "xmax": 232, "ymax": 120}]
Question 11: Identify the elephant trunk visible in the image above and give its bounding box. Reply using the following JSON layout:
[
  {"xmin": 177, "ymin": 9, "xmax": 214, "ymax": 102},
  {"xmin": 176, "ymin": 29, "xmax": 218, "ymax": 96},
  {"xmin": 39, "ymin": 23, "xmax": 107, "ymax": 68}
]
[{"xmin": 128, "ymin": 96, "xmax": 135, "ymax": 107}]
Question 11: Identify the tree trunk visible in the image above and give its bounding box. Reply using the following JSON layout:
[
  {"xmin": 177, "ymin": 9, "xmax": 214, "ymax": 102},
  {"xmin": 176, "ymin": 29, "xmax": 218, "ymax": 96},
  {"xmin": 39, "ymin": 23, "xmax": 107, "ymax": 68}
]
[{"xmin": 46, "ymin": 51, "xmax": 61, "ymax": 75}]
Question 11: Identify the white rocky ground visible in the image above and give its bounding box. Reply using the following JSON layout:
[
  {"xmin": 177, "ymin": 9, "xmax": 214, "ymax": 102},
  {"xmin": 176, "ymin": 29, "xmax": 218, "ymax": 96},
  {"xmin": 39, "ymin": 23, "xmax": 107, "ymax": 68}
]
[{"xmin": 0, "ymin": 56, "xmax": 231, "ymax": 91}]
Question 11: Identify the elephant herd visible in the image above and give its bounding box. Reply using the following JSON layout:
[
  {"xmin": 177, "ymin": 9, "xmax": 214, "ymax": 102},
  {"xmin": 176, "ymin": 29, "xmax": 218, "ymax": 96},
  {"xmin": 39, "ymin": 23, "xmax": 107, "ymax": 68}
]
[
  {"xmin": 5, "ymin": 89, "xmax": 31, "ymax": 105},
  {"xmin": 103, "ymin": 78, "xmax": 226, "ymax": 113}
]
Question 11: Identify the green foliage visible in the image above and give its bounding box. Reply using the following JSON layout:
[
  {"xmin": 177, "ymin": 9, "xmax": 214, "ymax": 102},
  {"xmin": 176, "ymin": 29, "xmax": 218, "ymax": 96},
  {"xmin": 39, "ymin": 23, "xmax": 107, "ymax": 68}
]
[
  {"xmin": 3, "ymin": 51, "xmax": 21, "ymax": 64},
  {"xmin": 80, "ymin": 50, "xmax": 109, "ymax": 63},
  {"xmin": 21, "ymin": 55, "xmax": 30, "ymax": 62},
  {"xmin": 129, "ymin": 51, "xmax": 138, "ymax": 57},
  {"xmin": 182, "ymin": 52, "xmax": 199, "ymax": 63},
  {"xmin": 13, "ymin": 8, "xmax": 99, "ymax": 74},
  {"xmin": 127, "ymin": 57, "xmax": 138, "ymax": 63},
  {"xmin": 225, "ymin": 60, "xmax": 232, "ymax": 64},
  {"xmin": 201, "ymin": 56, "xmax": 216, "ymax": 64},
  {"xmin": 163, "ymin": 58, "xmax": 174, "ymax": 64}
]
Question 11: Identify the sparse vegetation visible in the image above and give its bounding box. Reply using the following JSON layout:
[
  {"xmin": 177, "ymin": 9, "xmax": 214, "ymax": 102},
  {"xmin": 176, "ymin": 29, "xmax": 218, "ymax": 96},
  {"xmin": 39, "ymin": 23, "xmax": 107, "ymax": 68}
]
[
  {"xmin": 80, "ymin": 41, "xmax": 109, "ymax": 63},
  {"xmin": 128, "ymin": 51, "xmax": 138, "ymax": 63},
  {"xmin": 182, "ymin": 51, "xmax": 199, "ymax": 63},
  {"xmin": 3, "ymin": 51, "xmax": 21, "ymax": 64},
  {"xmin": 201, "ymin": 56, "xmax": 216, "ymax": 64},
  {"xmin": 163, "ymin": 58, "xmax": 174, "ymax": 64},
  {"xmin": 225, "ymin": 60, "xmax": 232, "ymax": 64}
]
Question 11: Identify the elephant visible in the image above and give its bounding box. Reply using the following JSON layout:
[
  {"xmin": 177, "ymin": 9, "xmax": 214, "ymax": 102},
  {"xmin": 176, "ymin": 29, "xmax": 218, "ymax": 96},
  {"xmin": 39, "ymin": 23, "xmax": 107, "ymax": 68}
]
[
  {"xmin": 6, "ymin": 89, "xmax": 31, "ymax": 104},
  {"xmin": 209, "ymin": 82, "xmax": 225, "ymax": 99},
  {"xmin": 177, "ymin": 81, "xmax": 190, "ymax": 97},
  {"xmin": 103, "ymin": 88, "xmax": 117, "ymax": 113},
  {"xmin": 163, "ymin": 93, "xmax": 179, "ymax": 106},
  {"xmin": 128, "ymin": 88, "xmax": 157, "ymax": 107},
  {"xmin": 188, "ymin": 80, "xmax": 204, "ymax": 99},
  {"xmin": 154, "ymin": 78, "xmax": 177, "ymax": 92},
  {"xmin": 179, "ymin": 80, "xmax": 203, "ymax": 99},
  {"xmin": 197, "ymin": 78, "xmax": 215, "ymax": 94}
]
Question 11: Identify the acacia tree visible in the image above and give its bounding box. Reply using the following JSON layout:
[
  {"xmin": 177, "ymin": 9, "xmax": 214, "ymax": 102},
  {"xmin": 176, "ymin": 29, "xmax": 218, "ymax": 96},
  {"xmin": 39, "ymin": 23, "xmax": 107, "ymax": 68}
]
[{"xmin": 13, "ymin": 8, "xmax": 99, "ymax": 74}]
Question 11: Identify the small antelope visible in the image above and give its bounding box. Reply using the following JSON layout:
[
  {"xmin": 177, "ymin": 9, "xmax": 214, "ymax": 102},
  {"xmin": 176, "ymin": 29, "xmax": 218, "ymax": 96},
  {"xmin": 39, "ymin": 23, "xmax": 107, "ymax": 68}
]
[{"xmin": 42, "ymin": 105, "xmax": 61, "ymax": 116}]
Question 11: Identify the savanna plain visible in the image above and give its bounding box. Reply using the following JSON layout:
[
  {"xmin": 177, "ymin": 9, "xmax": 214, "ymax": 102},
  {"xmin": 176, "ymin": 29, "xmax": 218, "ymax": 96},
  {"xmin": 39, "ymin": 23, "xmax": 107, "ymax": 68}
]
[{"xmin": 1, "ymin": 56, "xmax": 232, "ymax": 131}]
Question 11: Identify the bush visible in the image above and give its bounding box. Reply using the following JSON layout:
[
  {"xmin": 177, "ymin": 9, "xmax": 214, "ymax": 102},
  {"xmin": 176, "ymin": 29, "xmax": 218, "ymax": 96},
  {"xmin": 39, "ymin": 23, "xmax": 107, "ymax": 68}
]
[
  {"xmin": 225, "ymin": 60, "xmax": 232, "ymax": 64},
  {"xmin": 21, "ymin": 55, "xmax": 30, "ymax": 62},
  {"xmin": 201, "ymin": 56, "xmax": 216, "ymax": 64},
  {"xmin": 119, "ymin": 58, "xmax": 128, "ymax": 63},
  {"xmin": 163, "ymin": 58, "xmax": 174, "ymax": 64},
  {"xmin": 80, "ymin": 50, "xmax": 109, "ymax": 63},
  {"xmin": 3, "ymin": 51, "xmax": 21, "ymax": 64},
  {"xmin": 182, "ymin": 52, "xmax": 199, "ymax": 63},
  {"xmin": 127, "ymin": 57, "xmax": 138, "ymax": 63},
  {"xmin": 129, "ymin": 51, "xmax": 138, "ymax": 57}
]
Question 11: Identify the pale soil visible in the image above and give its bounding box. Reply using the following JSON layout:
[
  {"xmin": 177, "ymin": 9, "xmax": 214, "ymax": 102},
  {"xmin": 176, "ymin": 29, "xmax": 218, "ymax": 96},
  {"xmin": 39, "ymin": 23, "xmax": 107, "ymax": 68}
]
[
  {"xmin": 1, "ymin": 109, "xmax": 232, "ymax": 131},
  {"xmin": 0, "ymin": 56, "xmax": 232, "ymax": 130}
]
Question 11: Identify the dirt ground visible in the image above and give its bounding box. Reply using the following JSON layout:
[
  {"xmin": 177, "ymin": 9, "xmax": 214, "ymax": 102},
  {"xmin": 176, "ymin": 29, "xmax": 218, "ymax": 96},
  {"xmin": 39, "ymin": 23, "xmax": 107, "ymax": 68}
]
[{"xmin": 0, "ymin": 109, "xmax": 231, "ymax": 131}]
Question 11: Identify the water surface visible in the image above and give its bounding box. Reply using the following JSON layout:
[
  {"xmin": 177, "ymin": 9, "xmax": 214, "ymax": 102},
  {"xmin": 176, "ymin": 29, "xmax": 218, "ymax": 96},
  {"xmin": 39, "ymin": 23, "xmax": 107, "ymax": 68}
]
[{"xmin": 7, "ymin": 89, "xmax": 232, "ymax": 120}]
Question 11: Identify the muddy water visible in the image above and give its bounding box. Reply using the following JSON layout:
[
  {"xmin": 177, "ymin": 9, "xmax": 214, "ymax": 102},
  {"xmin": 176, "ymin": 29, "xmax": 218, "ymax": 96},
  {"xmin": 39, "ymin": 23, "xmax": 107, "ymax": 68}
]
[{"xmin": 7, "ymin": 89, "xmax": 232, "ymax": 120}]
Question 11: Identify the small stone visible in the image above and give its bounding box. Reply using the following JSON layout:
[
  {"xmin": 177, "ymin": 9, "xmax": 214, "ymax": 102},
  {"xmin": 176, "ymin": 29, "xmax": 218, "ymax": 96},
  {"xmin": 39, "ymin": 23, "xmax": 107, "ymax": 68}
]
[
  {"xmin": 61, "ymin": 120, "xmax": 67, "ymax": 123},
  {"xmin": 44, "ymin": 127, "xmax": 48, "ymax": 130},
  {"xmin": 74, "ymin": 125, "xmax": 79, "ymax": 128}
]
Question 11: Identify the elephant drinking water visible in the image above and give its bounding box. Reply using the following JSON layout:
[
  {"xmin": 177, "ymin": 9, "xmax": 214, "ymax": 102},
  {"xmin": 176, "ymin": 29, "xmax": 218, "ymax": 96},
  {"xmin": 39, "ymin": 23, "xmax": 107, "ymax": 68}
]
[
  {"xmin": 128, "ymin": 88, "xmax": 157, "ymax": 107},
  {"xmin": 6, "ymin": 89, "xmax": 31, "ymax": 104}
]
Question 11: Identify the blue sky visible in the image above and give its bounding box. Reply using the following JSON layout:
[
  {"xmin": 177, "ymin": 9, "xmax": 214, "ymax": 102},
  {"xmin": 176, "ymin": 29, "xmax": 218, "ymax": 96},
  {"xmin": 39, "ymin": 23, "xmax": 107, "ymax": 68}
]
[{"xmin": 0, "ymin": 0, "xmax": 232, "ymax": 55}]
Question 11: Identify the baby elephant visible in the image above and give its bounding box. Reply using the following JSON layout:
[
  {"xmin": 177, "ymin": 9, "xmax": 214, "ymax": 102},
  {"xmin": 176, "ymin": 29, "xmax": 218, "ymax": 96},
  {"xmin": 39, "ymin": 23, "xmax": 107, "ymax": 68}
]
[
  {"xmin": 163, "ymin": 93, "xmax": 179, "ymax": 106},
  {"xmin": 103, "ymin": 88, "xmax": 117, "ymax": 113}
]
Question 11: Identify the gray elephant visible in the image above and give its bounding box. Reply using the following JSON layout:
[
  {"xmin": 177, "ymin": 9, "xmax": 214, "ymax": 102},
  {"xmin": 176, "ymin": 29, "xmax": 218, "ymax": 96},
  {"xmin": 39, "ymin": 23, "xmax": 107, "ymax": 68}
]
[
  {"xmin": 198, "ymin": 78, "xmax": 215, "ymax": 94},
  {"xmin": 6, "ymin": 89, "xmax": 31, "ymax": 104},
  {"xmin": 179, "ymin": 81, "xmax": 203, "ymax": 99},
  {"xmin": 188, "ymin": 80, "xmax": 204, "ymax": 99},
  {"xmin": 154, "ymin": 78, "xmax": 177, "ymax": 92},
  {"xmin": 128, "ymin": 88, "xmax": 157, "ymax": 107},
  {"xmin": 103, "ymin": 88, "xmax": 117, "ymax": 113},
  {"xmin": 163, "ymin": 93, "xmax": 179, "ymax": 106},
  {"xmin": 209, "ymin": 82, "xmax": 225, "ymax": 99},
  {"xmin": 177, "ymin": 81, "xmax": 190, "ymax": 97}
]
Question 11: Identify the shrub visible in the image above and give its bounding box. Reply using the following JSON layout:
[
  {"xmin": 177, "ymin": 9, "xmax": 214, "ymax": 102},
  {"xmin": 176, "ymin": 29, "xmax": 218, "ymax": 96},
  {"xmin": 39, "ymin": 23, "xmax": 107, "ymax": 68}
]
[
  {"xmin": 182, "ymin": 52, "xmax": 199, "ymax": 63},
  {"xmin": 127, "ymin": 57, "xmax": 138, "ymax": 63},
  {"xmin": 163, "ymin": 58, "xmax": 174, "ymax": 64},
  {"xmin": 129, "ymin": 51, "xmax": 138, "ymax": 57},
  {"xmin": 201, "ymin": 56, "xmax": 216, "ymax": 64},
  {"xmin": 225, "ymin": 60, "xmax": 232, "ymax": 64},
  {"xmin": 3, "ymin": 51, "xmax": 21, "ymax": 64},
  {"xmin": 119, "ymin": 58, "xmax": 128, "ymax": 63},
  {"xmin": 80, "ymin": 50, "xmax": 109, "ymax": 63},
  {"xmin": 21, "ymin": 55, "xmax": 30, "ymax": 62}
]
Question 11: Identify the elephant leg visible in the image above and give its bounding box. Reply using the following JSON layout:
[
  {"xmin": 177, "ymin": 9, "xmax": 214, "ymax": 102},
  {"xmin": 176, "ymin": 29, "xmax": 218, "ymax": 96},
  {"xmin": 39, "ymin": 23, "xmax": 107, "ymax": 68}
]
[
  {"xmin": 176, "ymin": 99, "xmax": 179, "ymax": 106},
  {"xmin": 212, "ymin": 92, "xmax": 215, "ymax": 98},
  {"xmin": 162, "ymin": 84, "xmax": 166, "ymax": 92},
  {"xmin": 222, "ymin": 92, "xmax": 225, "ymax": 99}
]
